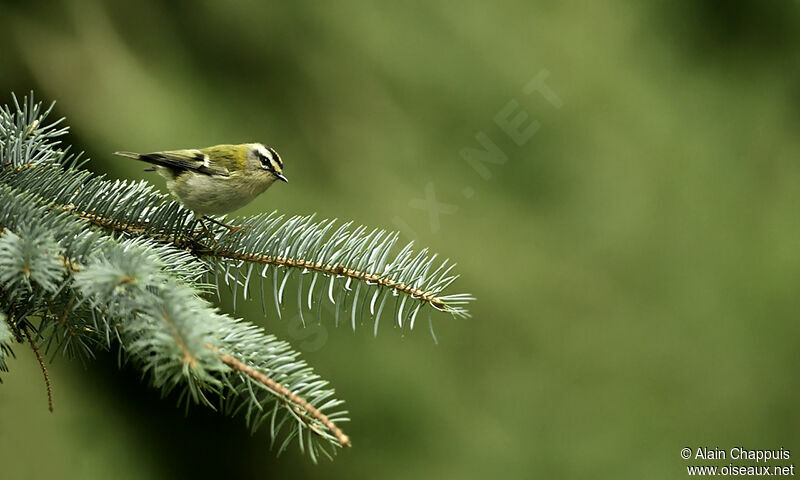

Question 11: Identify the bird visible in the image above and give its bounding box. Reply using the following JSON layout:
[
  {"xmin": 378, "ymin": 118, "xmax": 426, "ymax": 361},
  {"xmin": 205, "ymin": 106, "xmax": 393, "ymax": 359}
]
[{"xmin": 114, "ymin": 143, "xmax": 287, "ymax": 232}]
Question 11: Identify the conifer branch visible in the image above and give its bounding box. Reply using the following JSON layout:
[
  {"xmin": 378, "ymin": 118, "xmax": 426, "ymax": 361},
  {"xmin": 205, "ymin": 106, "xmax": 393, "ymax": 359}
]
[
  {"xmin": 55, "ymin": 205, "xmax": 455, "ymax": 311},
  {"xmin": 55, "ymin": 204, "xmax": 472, "ymax": 324}
]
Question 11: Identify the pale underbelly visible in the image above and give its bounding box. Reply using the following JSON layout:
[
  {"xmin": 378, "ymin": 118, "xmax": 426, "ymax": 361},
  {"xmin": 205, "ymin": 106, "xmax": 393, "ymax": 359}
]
[{"xmin": 166, "ymin": 173, "xmax": 274, "ymax": 216}]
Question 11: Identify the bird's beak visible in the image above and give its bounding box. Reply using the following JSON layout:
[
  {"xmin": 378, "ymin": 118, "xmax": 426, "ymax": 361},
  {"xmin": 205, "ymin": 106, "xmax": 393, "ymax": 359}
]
[{"xmin": 275, "ymin": 173, "xmax": 288, "ymax": 183}]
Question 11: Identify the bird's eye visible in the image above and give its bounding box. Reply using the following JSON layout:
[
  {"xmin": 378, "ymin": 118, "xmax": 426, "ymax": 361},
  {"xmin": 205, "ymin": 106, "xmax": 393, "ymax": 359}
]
[{"xmin": 255, "ymin": 148, "xmax": 274, "ymax": 170}]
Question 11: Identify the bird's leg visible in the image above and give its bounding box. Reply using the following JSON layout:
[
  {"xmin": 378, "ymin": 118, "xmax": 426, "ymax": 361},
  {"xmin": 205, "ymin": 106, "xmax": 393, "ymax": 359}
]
[
  {"xmin": 190, "ymin": 216, "xmax": 214, "ymax": 240},
  {"xmin": 203, "ymin": 215, "xmax": 252, "ymax": 235},
  {"xmin": 188, "ymin": 216, "xmax": 221, "ymax": 247},
  {"xmin": 195, "ymin": 216, "xmax": 211, "ymax": 235}
]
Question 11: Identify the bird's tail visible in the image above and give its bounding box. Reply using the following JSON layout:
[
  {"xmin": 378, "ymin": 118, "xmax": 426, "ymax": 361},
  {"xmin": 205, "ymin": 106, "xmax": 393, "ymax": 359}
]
[
  {"xmin": 113, "ymin": 151, "xmax": 158, "ymax": 172},
  {"xmin": 113, "ymin": 151, "xmax": 141, "ymax": 160}
]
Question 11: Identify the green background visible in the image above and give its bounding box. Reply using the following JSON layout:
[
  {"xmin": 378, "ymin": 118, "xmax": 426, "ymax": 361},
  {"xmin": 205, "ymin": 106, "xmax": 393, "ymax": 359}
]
[{"xmin": 1, "ymin": 1, "xmax": 799, "ymax": 478}]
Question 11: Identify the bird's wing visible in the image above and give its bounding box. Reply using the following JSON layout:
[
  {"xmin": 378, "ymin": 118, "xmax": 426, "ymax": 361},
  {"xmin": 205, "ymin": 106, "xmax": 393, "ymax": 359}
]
[{"xmin": 114, "ymin": 149, "xmax": 230, "ymax": 177}]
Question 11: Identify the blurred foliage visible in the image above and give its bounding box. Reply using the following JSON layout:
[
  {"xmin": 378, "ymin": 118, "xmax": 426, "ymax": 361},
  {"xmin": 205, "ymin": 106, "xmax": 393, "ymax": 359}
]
[{"xmin": 1, "ymin": 1, "xmax": 799, "ymax": 479}]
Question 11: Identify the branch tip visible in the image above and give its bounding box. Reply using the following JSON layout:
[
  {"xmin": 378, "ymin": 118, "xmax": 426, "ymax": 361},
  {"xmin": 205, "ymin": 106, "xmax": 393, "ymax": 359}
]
[{"xmin": 214, "ymin": 348, "xmax": 351, "ymax": 448}]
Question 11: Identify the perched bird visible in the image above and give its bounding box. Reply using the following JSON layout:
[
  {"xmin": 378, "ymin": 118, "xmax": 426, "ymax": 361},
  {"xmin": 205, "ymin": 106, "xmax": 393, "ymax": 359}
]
[{"xmin": 114, "ymin": 143, "xmax": 287, "ymax": 231}]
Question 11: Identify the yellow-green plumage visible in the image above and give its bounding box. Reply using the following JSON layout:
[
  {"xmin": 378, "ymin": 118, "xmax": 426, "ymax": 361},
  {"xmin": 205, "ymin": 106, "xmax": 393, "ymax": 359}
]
[{"xmin": 114, "ymin": 143, "xmax": 286, "ymax": 216}]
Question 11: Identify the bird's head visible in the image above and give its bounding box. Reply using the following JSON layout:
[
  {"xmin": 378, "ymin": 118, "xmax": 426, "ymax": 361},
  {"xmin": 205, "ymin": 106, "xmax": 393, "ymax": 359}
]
[{"xmin": 248, "ymin": 143, "xmax": 287, "ymax": 183}]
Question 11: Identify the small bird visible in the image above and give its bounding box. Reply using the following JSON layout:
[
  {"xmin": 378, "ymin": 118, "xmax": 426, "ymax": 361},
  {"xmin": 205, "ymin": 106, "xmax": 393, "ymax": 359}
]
[{"xmin": 114, "ymin": 143, "xmax": 287, "ymax": 231}]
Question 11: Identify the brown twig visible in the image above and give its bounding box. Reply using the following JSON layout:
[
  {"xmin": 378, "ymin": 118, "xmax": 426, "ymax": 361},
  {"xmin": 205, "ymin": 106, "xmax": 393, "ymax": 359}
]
[
  {"xmin": 22, "ymin": 325, "xmax": 54, "ymax": 412},
  {"xmin": 213, "ymin": 348, "xmax": 351, "ymax": 448}
]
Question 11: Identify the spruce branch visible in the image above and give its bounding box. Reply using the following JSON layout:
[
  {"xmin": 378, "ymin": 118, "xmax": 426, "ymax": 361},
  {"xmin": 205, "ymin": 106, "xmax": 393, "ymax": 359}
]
[{"xmin": 0, "ymin": 92, "xmax": 473, "ymax": 460}]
